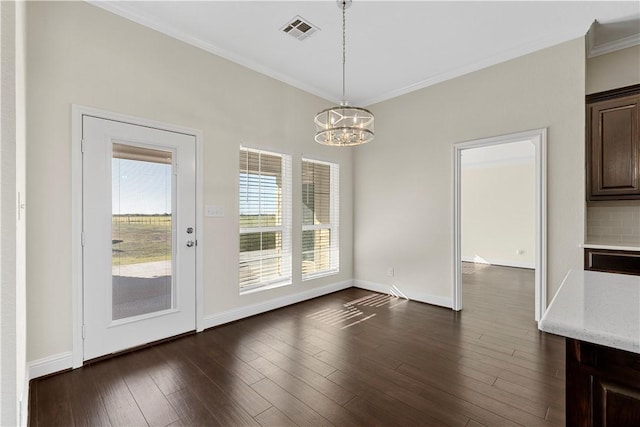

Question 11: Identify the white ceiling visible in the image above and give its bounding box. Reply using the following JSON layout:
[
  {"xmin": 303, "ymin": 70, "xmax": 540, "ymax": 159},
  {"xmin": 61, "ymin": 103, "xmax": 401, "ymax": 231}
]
[{"xmin": 91, "ymin": 1, "xmax": 640, "ymax": 106}]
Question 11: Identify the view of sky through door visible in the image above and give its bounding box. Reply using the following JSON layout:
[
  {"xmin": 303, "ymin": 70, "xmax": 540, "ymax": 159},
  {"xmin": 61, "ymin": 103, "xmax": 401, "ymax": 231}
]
[{"xmin": 112, "ymin": 157, "xmax": 172, "ymax": 215}]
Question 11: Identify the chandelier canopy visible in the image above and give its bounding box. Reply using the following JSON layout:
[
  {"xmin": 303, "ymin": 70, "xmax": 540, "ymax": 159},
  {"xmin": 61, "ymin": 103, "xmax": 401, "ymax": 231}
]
[{"xmin": 314, "ymin": 0, "xmax": 374, "ymax": 146}]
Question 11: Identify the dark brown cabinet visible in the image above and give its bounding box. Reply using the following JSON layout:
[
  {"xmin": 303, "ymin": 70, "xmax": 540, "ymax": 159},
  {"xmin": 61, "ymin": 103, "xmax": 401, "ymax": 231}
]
[
  {"xmin": 587, "ymin": 85, "xmax": 640, "ymax": 201},
  {"xmin": 566, "ymin": 338, "xmax": 640, "ymax": 427}
]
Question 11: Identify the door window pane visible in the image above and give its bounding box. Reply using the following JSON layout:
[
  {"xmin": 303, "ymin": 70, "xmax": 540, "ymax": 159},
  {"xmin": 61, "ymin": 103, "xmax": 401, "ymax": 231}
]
[{"xmin": 112, "ymin": 143, "xmax": 173, "ymax": 320}]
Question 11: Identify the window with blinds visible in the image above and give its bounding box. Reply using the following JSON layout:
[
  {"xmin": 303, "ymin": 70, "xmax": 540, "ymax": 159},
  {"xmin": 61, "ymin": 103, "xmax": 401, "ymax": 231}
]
[
  {"xmin": 239, "ymin": 147, "xmax": 292, "ymax": 291},
  {"xmin": 302, "ymin": 158, "xmax": 339, "ymax": 279}
]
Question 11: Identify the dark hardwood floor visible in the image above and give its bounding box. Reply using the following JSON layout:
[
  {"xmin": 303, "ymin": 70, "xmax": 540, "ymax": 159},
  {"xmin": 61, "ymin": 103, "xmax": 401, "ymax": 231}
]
[{"xmin": 29, "ymin": 264, "xmax": 565, "ymax": 426}]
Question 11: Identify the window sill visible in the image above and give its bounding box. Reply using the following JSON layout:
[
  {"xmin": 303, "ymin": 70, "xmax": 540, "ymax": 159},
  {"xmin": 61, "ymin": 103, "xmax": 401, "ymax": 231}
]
[
  {"xmin": 302, "ymin": 269, "xmax": 339, "ymax": 282},
  {"xmin": 240, "ymin": 280, "xmax": 292, "ymax": 296}
]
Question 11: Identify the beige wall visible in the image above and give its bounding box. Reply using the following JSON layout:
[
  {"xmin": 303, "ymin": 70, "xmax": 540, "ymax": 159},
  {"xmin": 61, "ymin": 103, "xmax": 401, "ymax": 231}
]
[
  {"xmin": 26, "ymin": 1, "xmax": 353, "ymax": 362},
  {"xmin": 462, "ymin": 161, "xmax": 536, "ymax": 268},
  {"xmin": 586, "ymin": 45, "xmax": 640, "ymax": 94},
  {"xmin": 354, "ymin": 38, "xmax": 585, "ymax": 307}
]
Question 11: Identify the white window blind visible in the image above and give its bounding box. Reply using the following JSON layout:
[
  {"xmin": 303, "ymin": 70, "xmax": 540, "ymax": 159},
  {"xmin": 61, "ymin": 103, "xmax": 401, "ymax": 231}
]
[
  {"xmin": 239, "ymin": 147, "xmax": 292, "ymax": 291},
  {"xmin": 302, "ymin": 158, "xmax": 339, "ymax": 279}
]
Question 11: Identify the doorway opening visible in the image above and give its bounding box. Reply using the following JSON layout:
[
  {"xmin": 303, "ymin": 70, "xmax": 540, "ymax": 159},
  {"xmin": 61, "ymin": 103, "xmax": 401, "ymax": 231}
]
[{"xmin": 453, "ymin": 129, "xmax": 547, "ymax": 321}]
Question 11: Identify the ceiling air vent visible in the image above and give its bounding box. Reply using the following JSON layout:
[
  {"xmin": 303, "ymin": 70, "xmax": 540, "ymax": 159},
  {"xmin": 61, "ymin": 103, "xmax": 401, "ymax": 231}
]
[{"xmin": 282, "ymin": 16, "xmax": 319, "ymax": 41}]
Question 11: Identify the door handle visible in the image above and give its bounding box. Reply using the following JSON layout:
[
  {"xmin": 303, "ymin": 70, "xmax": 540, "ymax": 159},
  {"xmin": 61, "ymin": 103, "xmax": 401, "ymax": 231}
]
[{"xmin": 186, "ymin": 240, "xmax": 195, "ymax": 248}]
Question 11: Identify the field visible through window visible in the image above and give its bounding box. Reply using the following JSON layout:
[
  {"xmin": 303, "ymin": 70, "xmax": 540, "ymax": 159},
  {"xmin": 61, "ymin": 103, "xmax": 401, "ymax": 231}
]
[{"xmin": 112, "ymin": 215, "xmax": 172, "ymax": 266}]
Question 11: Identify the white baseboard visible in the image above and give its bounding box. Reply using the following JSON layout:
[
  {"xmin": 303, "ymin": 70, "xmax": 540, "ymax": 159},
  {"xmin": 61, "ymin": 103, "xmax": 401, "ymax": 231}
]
[
  {"xmin": 27, "ymin": 352, "xmax": 73, "ymax": 381},
  {"xmin": 202, "ymin": 280, "xmax": 354, "ymax": 330},
  {"xmin": 25, "ymin": 277, "xmax": 451, "ymax": 383},
  {"xmin": 353, "ymin": 279, "xmax": 452, "ymax": 309},
  {"xmin": 23, "ymin": 351, "xmax": 74, "ymax": 425},
  {"xmin": 26, "ymin": 282, "xmax": 352, "ymax": 381},
  {"xmin": 461, "ymin": 256, "xmax": 534, "ymax": 270}
]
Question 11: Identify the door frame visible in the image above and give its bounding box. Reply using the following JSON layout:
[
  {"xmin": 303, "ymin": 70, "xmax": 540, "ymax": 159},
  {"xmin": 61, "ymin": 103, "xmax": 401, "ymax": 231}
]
[
  {"xmin": 452, "ymin": 128, "xmax": 547, "ymax": 321},
  {"xmin": 71, "ymin": 105, "xmax": 204, "ymax": 368}
]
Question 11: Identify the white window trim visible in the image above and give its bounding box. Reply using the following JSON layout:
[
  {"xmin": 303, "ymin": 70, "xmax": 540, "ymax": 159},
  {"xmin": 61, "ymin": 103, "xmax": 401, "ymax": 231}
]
[
  {"xmin": 239, "ymin": 146, "xmax": 292, "ymax": 293},
  {"xmin": 301, "ymin": 158, "xmax": 339, "ymax": 281}
]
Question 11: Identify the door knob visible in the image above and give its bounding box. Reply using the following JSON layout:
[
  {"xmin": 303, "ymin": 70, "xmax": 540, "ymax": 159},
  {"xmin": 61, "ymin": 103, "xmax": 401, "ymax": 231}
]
[{"xmin": 186, "ymin": 240, "xmax": 195, "ymax": 247}]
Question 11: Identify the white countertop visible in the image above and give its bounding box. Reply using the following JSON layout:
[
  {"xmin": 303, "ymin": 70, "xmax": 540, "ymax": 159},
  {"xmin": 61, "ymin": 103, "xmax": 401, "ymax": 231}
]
[{"xmin": 539, "ymin": 269, "xmax": 640, "ymax": 354}]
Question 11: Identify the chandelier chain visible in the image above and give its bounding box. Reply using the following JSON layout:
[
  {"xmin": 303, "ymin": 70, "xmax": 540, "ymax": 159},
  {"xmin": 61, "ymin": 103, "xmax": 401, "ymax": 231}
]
[{"xmin": 342, "ymin": 1, "xmax": 346, "ymax": 103}]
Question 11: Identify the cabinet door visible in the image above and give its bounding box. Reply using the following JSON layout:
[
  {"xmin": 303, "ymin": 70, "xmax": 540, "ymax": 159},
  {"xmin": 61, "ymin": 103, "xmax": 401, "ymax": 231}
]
[
  {"xmin": 567, "ymin": 338, "xmax": 640, "ymax": 427},
  {"xmin": 588, "ymin": 93, "xmax": 640, "ymax": 200},
  {"xmin": 593, "ymin": 379, "xmax": 640, "ymax": 427}
]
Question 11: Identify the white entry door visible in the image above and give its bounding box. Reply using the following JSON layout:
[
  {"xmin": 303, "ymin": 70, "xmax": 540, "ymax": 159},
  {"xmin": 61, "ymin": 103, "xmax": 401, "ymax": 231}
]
[{"xmin": 82, "ymin": 116, "xmax": 196, "ymax": 361}]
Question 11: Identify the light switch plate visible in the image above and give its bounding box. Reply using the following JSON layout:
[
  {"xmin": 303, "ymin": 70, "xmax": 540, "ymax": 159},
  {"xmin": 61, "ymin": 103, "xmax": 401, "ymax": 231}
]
[{"xmin": 205, "ymin": 205, "xmax": 224, "ymax": 217}]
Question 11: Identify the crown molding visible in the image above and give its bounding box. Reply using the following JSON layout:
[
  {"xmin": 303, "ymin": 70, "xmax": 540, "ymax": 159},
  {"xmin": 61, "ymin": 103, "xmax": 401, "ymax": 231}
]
[
  {"xmin": 88, "ymin": 1, "xmax": 636, "ymax": 107},
  {"xmin": 361, "ymin": 26, "xmax": 585, "ymax": 106},
  {"xmin": 587, "ymin": 32, "xmax": 640, "ymax": 58},
  {"xmin": 88, "ymin": 1, "xmax": 340, "ymax": 104}
]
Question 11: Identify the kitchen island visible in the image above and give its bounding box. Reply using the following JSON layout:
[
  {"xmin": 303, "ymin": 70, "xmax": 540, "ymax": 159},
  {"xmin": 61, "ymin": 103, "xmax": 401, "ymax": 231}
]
[{"xmin": 539, "ymin": 269, "xmax": 640, "ymax": 426}]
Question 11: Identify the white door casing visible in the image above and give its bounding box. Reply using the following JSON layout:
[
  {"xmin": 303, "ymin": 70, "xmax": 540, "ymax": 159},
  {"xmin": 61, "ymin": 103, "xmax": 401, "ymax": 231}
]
[
  {"xmin": 81, "ymin": 114, "xmax": 197, "ymax": 361},
  {"xmin": 453, "ymin": 128, "xmax": 547, "ymax": 322}
]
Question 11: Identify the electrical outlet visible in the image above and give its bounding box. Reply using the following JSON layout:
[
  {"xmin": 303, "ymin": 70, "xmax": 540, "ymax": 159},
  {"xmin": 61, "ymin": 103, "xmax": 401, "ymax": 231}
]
[{"xmin": 387, "ymin": 267, "xmax": 394, "ymax": 277}]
